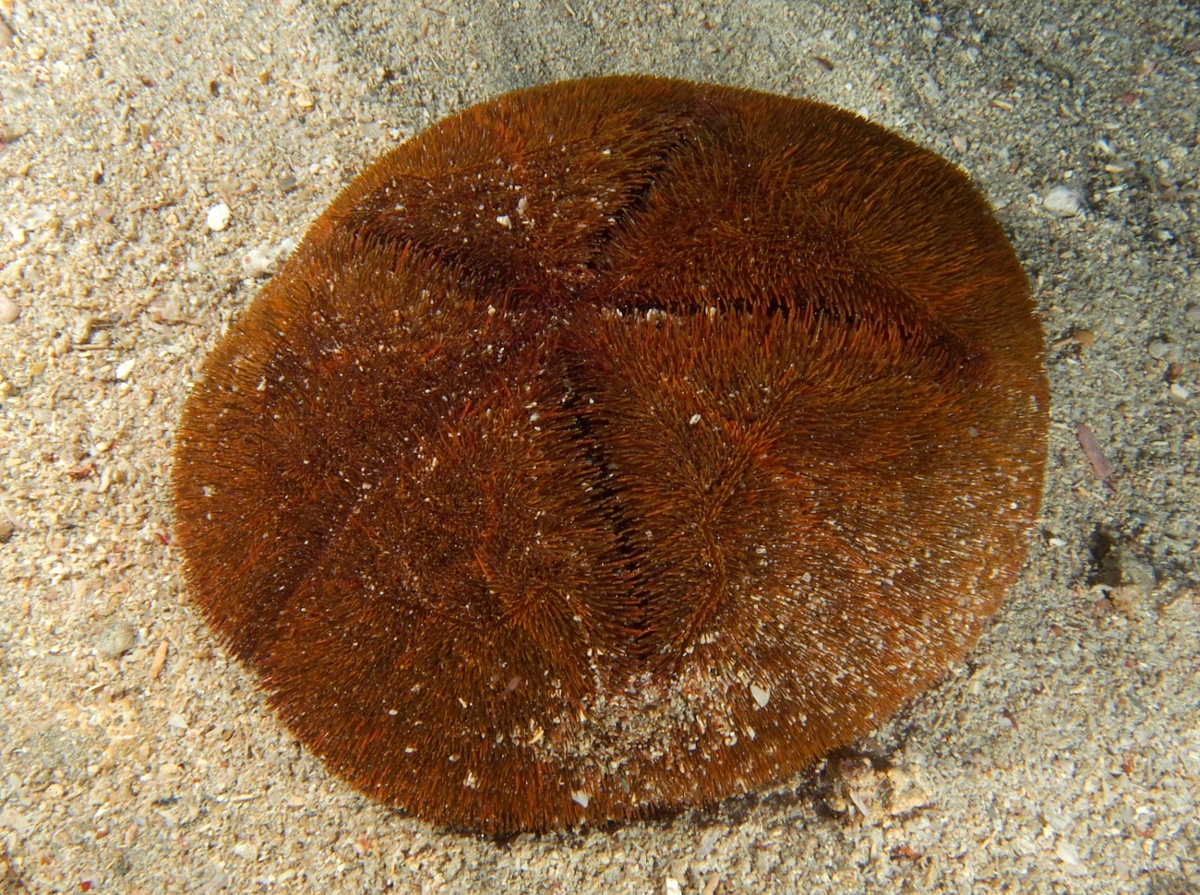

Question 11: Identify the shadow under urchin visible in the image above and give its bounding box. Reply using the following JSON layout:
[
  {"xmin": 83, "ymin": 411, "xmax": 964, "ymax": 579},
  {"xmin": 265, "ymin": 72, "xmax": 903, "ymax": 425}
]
[{"xmin": 171, "ymin": 75, "xmax": 1049, "ymax": 834}]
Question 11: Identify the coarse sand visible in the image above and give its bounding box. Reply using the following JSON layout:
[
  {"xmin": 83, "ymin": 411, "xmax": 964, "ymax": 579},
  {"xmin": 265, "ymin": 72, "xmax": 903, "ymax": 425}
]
[{"xmin": 0, "ymin": 1, "xmax": 1197, "ymax": 892}]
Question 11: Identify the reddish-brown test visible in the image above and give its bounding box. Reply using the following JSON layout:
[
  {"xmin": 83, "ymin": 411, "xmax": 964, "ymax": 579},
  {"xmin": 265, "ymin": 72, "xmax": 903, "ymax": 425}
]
[{"xmin": 172, "ymin": 75, "xmax": 1049, "ymax": 833}]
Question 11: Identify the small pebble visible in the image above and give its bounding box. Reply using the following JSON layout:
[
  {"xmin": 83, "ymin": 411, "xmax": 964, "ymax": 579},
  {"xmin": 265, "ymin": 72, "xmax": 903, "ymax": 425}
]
[
  {"xmin": 0, "ymin": 295, "xmax": 19, "ymax": 325},
  {"xmin": 72, "ymin": 315, "xmax": 98, "ymax": 345},
  {"xmin": 0, "ymin": 519, "xmax": 14, "ymax": 543},
  {"xmin": 206, "ymin": 203, "xmax": 232, "ymax": 232},
  {"xmin": 96, "ymin": 619, "xmax": 138, "ymax": 658},
  {"xmin": 1076, "ymin": 423, "xmax": 1114, "ymax": 484},
  {"xmin": 231, "ymin": 841, "xmax": 258, "ymax": 861},
  {"xmin": 115, "ymin": 358, "xmax": 136, "ymax": 380},
  {"xmin": 1147, "ymin": 340, "xmax": 1181, "ymax": 363},
  {"xmin": 1044, "ymin": 185, "xmax": 1083, "ymax": 217}
]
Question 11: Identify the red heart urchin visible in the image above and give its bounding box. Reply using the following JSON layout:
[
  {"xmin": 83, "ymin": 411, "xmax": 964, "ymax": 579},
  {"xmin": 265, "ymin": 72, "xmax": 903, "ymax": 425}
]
[{"xmin": 171, "ymin": 75, "xmax": 1048, "ymax": 834}]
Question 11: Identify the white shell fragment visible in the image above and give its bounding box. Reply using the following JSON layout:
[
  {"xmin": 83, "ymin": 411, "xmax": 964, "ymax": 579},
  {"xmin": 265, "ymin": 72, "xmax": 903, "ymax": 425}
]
[
  {"xmin": 242, "ymin": 236, "xmax": 300, "ymax": 278},
  {"xmin": 206, "ymin": 202, "xmax": 232, "ymax": 231},
  {"xmin": 1043, "ymin": 185, "xmax": 1082, "ymax": 217}
]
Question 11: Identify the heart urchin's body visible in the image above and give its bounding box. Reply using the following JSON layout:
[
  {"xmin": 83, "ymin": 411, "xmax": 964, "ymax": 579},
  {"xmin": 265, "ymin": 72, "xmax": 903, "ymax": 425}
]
[{"xmin": 172, "ymin": 75, "xmax": 1048, "ymax": 833}]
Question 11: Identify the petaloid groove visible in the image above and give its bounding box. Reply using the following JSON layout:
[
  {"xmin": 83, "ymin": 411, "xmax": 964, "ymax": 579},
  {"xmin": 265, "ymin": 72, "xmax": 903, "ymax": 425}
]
[{"xmin": 171, "ymin": 75, "xmax": 1049, "ymax": 834}]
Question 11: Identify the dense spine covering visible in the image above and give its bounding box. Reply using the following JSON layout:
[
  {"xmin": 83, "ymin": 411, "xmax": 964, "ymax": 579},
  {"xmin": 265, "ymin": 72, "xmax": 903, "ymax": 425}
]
[{"xmin": 172, "ymin": 76, "xmax": 1048, "ymax": 833}]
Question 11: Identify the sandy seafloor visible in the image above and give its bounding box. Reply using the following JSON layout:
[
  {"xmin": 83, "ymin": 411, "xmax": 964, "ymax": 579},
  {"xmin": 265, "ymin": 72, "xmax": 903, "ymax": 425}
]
[{"xmin": 0, "ymin": 0, "xmax": 1197, "ymax": 892}]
